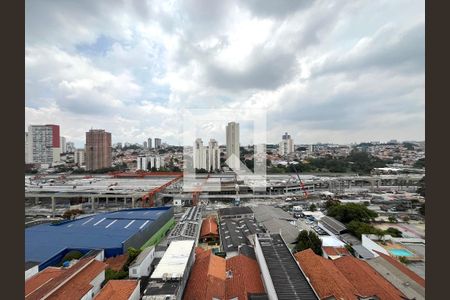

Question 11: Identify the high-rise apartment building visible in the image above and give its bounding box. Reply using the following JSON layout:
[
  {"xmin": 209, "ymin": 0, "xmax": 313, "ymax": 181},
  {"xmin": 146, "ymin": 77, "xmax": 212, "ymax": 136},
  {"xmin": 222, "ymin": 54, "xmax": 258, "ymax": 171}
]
[
  {"xmin": 279, "ymin": 132, "xmax": 295, "ymax": 156},
  {"xmin": 60, "ymin": 136, "xmax": 66, "ymax": 153},
  {"xmin": 74, "ymin": 149, "xmax": 85, "ymax": 166},
  {"xmin": 193, "ymin": 138, "xmax": 207, "ymax": 170},
  {"xmin": 28, "ymin": 124, "xmax": 61, "ymax": 164},
  {"xmin": 226, "ymin": 122, "xmax": 240, "ymax": 170},
  {"xmin": 208, "ymin": 139, "xmax": 220, "ymax": 171},
  {"xmin": 137, "ymin": 155, "xmax": 149, "ymax": 171},
  {"xmin": 154, "ymin": 138, "xmax": 161, "ymax": 149},
  {"xmin": 85, "ymin": 129, "xmax": 112, "ymax": 171},
  {"xmin": 66, "ymin": 142, "xmax": 76, "ymax": 153},
  {"xmin": 147, "ymin": 138, "xmax": 152, "ymax": 149},
  {"xmin": 143, "ymin": 141, "xmax": 148, "ymax": 149}
]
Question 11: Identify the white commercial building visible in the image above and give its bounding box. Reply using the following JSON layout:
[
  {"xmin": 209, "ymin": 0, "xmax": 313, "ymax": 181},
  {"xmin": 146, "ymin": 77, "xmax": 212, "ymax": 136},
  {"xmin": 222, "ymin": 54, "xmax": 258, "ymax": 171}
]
[
  {"xmin": 279, "ymin": 132, "xmax": 295, "ymax": 156},
  {"xmin": 129, "ymin": 246, "xmax": 155, "ymax": 278},
  {"xmin": 145, "ymin": 240, "xmax": 195, "ymax": 300},
  {"xmin": 148, "ymin": 155, "xmax": 164, "ymax": 170},
  {"xmin": 226, "ymin": 121, "xmax": 240, "ymax": 170}
]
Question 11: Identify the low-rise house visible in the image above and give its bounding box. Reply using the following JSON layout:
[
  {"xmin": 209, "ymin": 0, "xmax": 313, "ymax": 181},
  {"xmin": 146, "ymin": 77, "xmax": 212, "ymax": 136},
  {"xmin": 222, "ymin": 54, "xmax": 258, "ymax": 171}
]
[
  {"xmin": 295, "ymin": 248, "xmax": 407, "ymax": 299},
  {"xmin": 199, "ymin": 216, "xmax": 219, "ymax": 244},
  {"xmin": 183, "ymin": 249, "xmax": 266, "ymax": 300},
  {"xmin": 25, "ymin": 255, "xmax": 107, "ymax": 300}
]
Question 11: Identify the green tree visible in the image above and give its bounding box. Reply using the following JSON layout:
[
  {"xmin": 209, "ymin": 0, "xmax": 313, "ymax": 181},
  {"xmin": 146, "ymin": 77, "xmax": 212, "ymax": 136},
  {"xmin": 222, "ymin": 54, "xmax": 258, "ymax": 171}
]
[
  {"xmin": 325, "ymin": 199, "xmax": 341, "ymax": 209},
  {"xmin": 384, "ymin": 227, "xmax": 402, "ymax": 238},
  {"xmin": 417, "ymin": 176, "xmax": 425, "ymax": 197},
  {"xmin": 388, "ymin": 216, "xmax": 397, "ymax": 223},
  {"xmin": 347, "ymin": 220, "xmax": 380, "ymax": 239},
  {"xmin": 293, "ymin": 230, "xmax": 323, "ymax": 255},
  {"xmin": 327, "ymin": 203, "xmax": 378, "ymax": 224},
  {"xmin": 414, "ymin": 158, "xmax": 425, "ymax": 168},
  {"xmin": 309, "ymin": 203, "xmax": 317, "ymax": 212}
]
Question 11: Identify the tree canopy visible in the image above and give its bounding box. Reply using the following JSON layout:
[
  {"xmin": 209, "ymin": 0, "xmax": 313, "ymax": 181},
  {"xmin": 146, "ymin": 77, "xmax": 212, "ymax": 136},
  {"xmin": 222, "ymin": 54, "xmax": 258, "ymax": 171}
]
[
  {"xmin": 293, "ymin": 230, "xmax": 323, "ymax": 255},
  {"xmin": 327, "ymin": 203, "xmax": 378, "ymax": 224}
]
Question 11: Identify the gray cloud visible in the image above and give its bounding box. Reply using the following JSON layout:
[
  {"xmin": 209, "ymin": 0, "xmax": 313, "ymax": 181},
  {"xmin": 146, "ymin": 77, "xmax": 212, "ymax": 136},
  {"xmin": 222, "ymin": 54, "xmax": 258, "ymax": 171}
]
[
  {"xmin": 313, "ymin": 22, "xmax": 425, "ymax": 77},
  {"xmin": 239, "ymin": 0, "xmax": 314, "ymax": 18}
]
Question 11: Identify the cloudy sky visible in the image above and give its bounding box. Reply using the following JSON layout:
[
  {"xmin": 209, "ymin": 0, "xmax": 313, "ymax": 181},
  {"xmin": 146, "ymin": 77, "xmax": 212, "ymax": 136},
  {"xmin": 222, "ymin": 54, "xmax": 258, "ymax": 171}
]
[{"xmin": 25, "ymin": 0, "xmax": 424, "ymax": 147}]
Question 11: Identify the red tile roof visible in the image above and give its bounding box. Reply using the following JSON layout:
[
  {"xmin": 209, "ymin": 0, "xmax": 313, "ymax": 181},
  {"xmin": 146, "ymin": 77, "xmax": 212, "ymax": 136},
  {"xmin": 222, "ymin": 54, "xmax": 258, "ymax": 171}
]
[
  {"xmin": 184, "ymin": 248, "xmax": 265, "ymax": 300},
  {"xmin": 183, "ymin": 249, "xmax": 226, "ymax": 300},
  {"xmin": 25, "ymin": 257, "xmax": 107, "ymax": 300},
  {"xmin": 322, "ymin": 246, "xmax": 351, "ymax": 257},
  {"xmin": 374, "ymin": 250, "xmax": 425, "ymax": 288},
  {"xmin": 294, "ymin": 249, "xmax": 360, "ymax": 300},
  {"xmin": 25, "ymin": 267, "xmax": 65, "ymax": 296},
  {"xmin": 333, "ymin": 256, "xmax": 406, "ymax": 300},
  {"xmin": 94, "ymin": 280, "xmax": 138, "ymax": 300},
  {"xmin": 225, "ymin": 255, "xmax": 265, "ymax": 300},
  {"xmin": 295, "ymin": 249, "xmax": 407, "ymax": 300},
  {"xmin": 200, "ymin": 216, "xmax": 219, "ymax": 239},
  {"xmin": 105, "ymin": 254, "xmax": 129, "ymax": 271}
]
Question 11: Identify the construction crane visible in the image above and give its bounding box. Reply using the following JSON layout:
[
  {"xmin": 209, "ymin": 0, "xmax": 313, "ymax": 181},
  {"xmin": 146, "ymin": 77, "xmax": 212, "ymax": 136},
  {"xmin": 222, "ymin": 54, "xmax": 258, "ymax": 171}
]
[{"xmin": 285, "ymin": 155, "xmax": 308, "ymax": 198}]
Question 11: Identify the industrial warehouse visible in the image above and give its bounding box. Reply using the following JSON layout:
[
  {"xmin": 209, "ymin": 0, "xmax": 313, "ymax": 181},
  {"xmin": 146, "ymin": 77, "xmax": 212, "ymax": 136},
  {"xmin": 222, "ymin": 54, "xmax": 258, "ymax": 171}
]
[{"xmin": 25, "ymin": 207, "xmax": 174, "ymax": 271}]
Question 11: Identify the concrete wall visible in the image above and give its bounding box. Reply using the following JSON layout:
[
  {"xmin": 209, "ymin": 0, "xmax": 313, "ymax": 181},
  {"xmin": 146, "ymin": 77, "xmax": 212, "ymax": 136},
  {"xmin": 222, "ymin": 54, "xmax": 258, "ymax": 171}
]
[
  {"xmin": 129, "ymin": 247, "xmax": 155, "ymax": 278},
  {"xmin": 90, "ymin": 271, "xmax": 106, "ymax": 296},
  {"xmin": 129, "ymin": 281, "xmax": 141, "ymax": 300},
  {"xmin": 80, "ymin": 287, "xmax": 94, "ymax": 300},
  {"xmin": 123, "ymin": 207, "xmax": 174, "ymax": 251},
  {"xmin": 25, "ymin": 265, "xmax": 39, "ymax": 281},
  {"xmin": 362, "ymin": 234, "xmax": 389, "ymax": 256}
]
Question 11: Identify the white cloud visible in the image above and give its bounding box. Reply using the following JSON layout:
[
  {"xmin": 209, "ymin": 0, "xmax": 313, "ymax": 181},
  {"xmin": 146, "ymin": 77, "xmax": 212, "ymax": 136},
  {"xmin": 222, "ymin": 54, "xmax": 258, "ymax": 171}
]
[{"xmin": 25, "ymin": 0, "xmax": 425, "ymax": 145}]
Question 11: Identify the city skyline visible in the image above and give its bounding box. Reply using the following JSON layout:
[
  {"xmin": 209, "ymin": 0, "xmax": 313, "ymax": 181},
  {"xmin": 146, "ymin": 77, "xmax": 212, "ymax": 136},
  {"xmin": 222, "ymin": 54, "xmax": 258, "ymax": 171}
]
[{"xmin": 25, "ymin": 0, "xmax": 424, "ymax": 146}]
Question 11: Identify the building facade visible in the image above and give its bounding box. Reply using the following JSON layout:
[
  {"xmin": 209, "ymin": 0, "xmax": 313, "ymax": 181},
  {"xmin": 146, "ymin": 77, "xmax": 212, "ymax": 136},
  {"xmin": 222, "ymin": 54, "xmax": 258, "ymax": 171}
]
[
  {"xmin": 137, "ymin": 155, "xmax": 149, "ymax": 171},
  {"xmin": 66, "ymin": 142, "xmax": 76, "ymax": 153},
  {"xmin": 27, "ymin": 124, "xmax": 61, "ymax": 164},
  {"xmin": 154, "ymin": 138, "xmax": 161, "ymax": 149},
  {"xmin": 193, "ymin": 138, "xmax": 207, "ymax": 170},
  {"xmin": 74, "ymin": 149, "xmax": 85, "ymax": 166},
  {"xmin": 85, "ymin": 129, "xmax": 112, "ymax": 171},
  {"xmin": 147, "ymin": 138, "xmax": 152, "ymax": 149},
  {"xmin": 60, "ymin": 136, "xmax": 66, "ymax": 153},
  {"xmin": 208, "ymin": 138, "xmax": 220, "ymax": 171},
  {"xmin": 226, "ymin": 122, "xmax": 240, "ymax": 170}
]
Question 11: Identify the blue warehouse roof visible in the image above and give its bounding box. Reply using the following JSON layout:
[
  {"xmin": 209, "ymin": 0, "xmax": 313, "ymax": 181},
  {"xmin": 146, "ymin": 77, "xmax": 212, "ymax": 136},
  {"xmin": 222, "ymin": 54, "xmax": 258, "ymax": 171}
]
[{"xmin": 25, "ymin": 207, "xmax": 172, "ymax": 267}]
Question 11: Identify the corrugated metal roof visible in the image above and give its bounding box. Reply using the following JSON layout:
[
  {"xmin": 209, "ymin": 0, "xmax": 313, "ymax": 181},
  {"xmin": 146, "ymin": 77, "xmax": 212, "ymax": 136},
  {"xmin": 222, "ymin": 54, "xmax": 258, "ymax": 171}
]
[{"xmin": 25, "ymin": 207, "xmax": 172, "ymax": 264}]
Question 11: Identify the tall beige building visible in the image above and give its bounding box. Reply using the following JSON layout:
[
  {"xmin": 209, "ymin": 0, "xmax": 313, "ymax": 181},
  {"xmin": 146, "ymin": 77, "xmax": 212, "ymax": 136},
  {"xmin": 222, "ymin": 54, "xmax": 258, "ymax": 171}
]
[
  {"xmin": 85, "ymin": 129, "xmax": 112, "ymax": 171},
  {"xmin": 226, "ymin": 122, "xmax": 240, "ymax": 170}
]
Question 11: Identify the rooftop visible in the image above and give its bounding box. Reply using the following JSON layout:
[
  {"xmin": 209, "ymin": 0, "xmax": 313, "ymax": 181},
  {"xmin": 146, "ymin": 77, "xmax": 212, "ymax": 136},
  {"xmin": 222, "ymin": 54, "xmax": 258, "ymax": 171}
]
[
  {"xmin": 256, "ymin": 234, "xmax": 318, "ymax": 300},
  {"xmin": 219, "ymin": 218, "xmax": 262, "ymax": 253},
  {"xmin": 200, "ymin": 216, "xmax": 219, "ymax": 238},
  {"xmin": 25, "ymin": 256, "xmax": 107, "ymax": 300},
  {"xmin": 94, "ymin": 280, "xmax": 138, "ymax": 300},
  {"xmin": 295, "ymin": 249, "xmax": 407, "ymax": 300},
  {"xmin": 25, "ymin": 207, "xmax": 172, "ymax": 265},
  {"xmin": 183, "ymin": 249, "xmax": 266, "ymax": 300},
  {"xmin": 319, "ymin": 216, "xmax": 347, "ymax": 235},
  {"xmin": 129, "ymin": 246, "xmax": 154, "ymax": 268},
  {"xmin": 218, "ymin": 206, "xmax": 254, "ymax": 217},
  {"xmin": 151, "ymin": 240, "xmax": 194, "ymax": 279}
]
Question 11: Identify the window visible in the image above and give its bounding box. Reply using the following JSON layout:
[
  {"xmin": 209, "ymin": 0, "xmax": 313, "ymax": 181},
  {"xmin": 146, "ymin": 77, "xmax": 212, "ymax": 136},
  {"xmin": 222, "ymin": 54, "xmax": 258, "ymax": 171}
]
[{"xmin": 132, "ymin": 269, "xmax": 137, "ymax": 274}]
